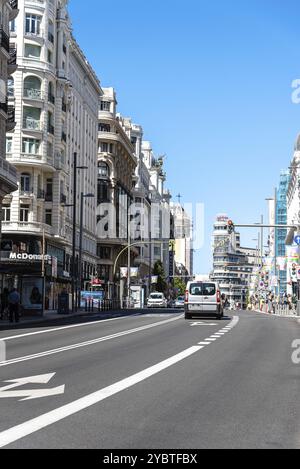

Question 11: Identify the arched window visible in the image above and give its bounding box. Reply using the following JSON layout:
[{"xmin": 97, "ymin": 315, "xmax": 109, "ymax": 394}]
[
  {"xmin": 24, "ymin": 76, "xmax": 41, "ymax": 99},
  {"xmin": 98, "ymin": 162, "xmax": 110, "ymax": 178}
]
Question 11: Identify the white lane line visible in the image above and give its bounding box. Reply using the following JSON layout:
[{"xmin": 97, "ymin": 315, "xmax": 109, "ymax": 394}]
[
  {"xmin": 198, "ymin": 342, "xmax": 211, "ymax": 345},
  {"xmin": 0, "ymin": 314, "xmax": 144, "ymax": 342},
  {"xmin": 0, "ymin": 345, "xmax": 203, "ymax": 448},
  {"xmin": 205, "ymin": 338, "xmax": 217, "ymax": 342},
  {"xmin": 0, "ymin": 315, "xmax": 183, "ymax": 368}
]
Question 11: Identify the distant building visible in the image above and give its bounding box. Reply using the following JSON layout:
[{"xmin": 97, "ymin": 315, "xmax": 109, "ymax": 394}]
[
  {"xmin": 0, "ymin": 0, "xmax": 19, "ymax": 247},
  {"xmin": 170, "ymin": 202, "xmax": 193, "ymax": 281},
  {"xmin": 211, "ymin": 214, "xmax": 254, "ymax": 308},
  {"xmin": 275, "ymin": 170, "xmax": 289, "ymax": 293}
]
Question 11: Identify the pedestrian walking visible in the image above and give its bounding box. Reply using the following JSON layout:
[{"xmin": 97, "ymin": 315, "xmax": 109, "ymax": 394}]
[
  {"xmin": 8, "ymin": 288, "xmax": 20, "ymax": 323},
  {"xmin": 0, "ymin": 288, "xmax": 9, "ymax": 320}
]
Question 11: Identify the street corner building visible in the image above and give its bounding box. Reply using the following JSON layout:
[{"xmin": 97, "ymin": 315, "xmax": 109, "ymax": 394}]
[
  {"xmin": 0, "ymin": 0, "xmax": 100, "ymax": 315},
  {"xmin": 0, "ymin": 0, "xmax": 176, "ymax": 315}
]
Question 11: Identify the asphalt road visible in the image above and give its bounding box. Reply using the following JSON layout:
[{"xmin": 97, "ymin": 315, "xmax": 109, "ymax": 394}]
[{"xmin": 0, "ymin": 309, "xmax": 299, "ymax": 449}]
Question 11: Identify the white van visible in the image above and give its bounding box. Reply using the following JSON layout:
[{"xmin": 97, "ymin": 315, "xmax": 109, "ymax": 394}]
[{"xmin": 184, "ymin": 281, "xmax": 223, "ymax": 320}]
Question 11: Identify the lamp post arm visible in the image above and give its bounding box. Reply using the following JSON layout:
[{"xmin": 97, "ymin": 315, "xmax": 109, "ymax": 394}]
[{"xmin": 113, "ymin": 240, "xmax": 167, "ymax": 277}]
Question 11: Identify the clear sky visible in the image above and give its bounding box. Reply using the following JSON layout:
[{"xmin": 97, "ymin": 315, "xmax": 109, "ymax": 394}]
[{"xmin": 69, "ymin": 0, "xmax": 300, "ymax": 274}]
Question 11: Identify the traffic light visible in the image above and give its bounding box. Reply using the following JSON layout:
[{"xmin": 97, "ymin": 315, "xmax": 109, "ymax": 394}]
[{"xmin": 227, "ymin": 220, "xmax": 235, "ymax": 234}]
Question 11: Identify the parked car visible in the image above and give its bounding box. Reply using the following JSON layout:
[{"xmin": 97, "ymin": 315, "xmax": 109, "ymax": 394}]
[
  {"xmin": 174, "ymin": 296, "xmax": 185, "ymax": 308},
  {"xmin": 184, "ymin": 281, "xmax": 223, "ymax": 320},
  {"xmin": 147, "ymin": 292, "xmax": 168, "ymax": 308}
]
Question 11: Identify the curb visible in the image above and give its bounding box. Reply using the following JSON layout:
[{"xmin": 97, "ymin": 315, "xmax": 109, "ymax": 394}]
[{"xmin": 254, "ymin": 309, "xmax": 300, "ymax": 319}]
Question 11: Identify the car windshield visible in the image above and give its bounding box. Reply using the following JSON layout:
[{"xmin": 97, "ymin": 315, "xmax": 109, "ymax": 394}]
[
  {"xmin": 177, "ymin": 297, "xmax": 184, "ymax": 301},
  {"xmin": 149, "ymin": 294, "xmax": 163, "ymax": 299},
  {"xmin": 189, "ymin": 283, "xmax": 216, "ymax": 296}
]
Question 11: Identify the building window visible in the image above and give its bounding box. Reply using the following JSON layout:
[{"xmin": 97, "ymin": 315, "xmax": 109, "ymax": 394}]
[
  {"xmin": 20, "ymin": 173, "xmax": 31, "ymax": 193},
  {"xmin": 98, "ymin": 162, "xmax": 110, "ymax": 178},
  {"xmin": 6, "ymin": 137, "xmax": 12, "ymax": 154},
  {"xmin": 47, "ymin": 141, "xmax": 53, "ymax": 158},
  {"xmin": 100, "ymin": 101, "xmax": 111, "ymax": 111},
  {"xmin": 22, "ymin": 138, "xmax": 40, "ymax": 154},
  {"xmin": 97, "ymin": 246, "xmax": 112, "ymax": 259},
  {"xmin": 47, "ymin": 111, "xmax": 54, "ymax": 134},
  {"xmin": 97, "ymin": 180, "xmax": 109, "ymax": 204},
  {"xmin": 98, "ymin": 123, "xmax": 110, "ymax": 132},
  {"xmin": 48, "ymin": 20, "xmax": 54, "ymax": 43},
  {"xmin": 23, "ymin": 106, "xmax": 41, "ymax": 130},
  {"xmin": 48, "ymin": 49, "xmax": 53, "ymax": 64},
  {"xmin": 24, "ymin": 44, "xmax": 41, "ymax": 59},
  {"xmin": 20, "ymin": 205, "xmax": 30, "ymax": 222},
  {"xmin": 2, "ymin": 205, "xmax": 11, "ymax": 222},
  {"xmin": 7, "ymin": 77, "xmax": 14, "ymax": 97},
  {"xmin": 9, "ymin": 19, "xmax": 16, "ymax": 33},
  {"xmin": 45, "ymin": 209, "xmax": 52, "ymax": 226},
  {"xmin": 100, "ymin": 142, "xmax": 108, "ymax": 153},
  {"xmin": 46, "ymin": 178, "xmax": 53, "ymax": 201},
  {"xmin": 24, "ymin": 75, "xmax": 41, "ymax": 99},
  {"xmin": 25, "ymin": 14, "xmax": 41, "ymax": 35}
]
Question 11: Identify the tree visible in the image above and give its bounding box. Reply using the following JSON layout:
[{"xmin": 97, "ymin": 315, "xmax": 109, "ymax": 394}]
[
  {"xmin": 173, "ymin": 277, "xmax": 186, "ymax": 297},
  {"xmin": 152, "ymin": 260, "xmax": 167, "ymax": 293}
]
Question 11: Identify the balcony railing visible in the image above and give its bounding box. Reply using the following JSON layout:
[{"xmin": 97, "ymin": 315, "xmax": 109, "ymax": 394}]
[
  {"xmin": 24, "ymin": 88, "xmax": 42, "ymax": 100},
  {"xmin": 9, "ymin": 0, "xmax": 18, "ymax": 9},
  {"xmin": 8, "ymin": 47, "xmax": 17, "ymax": 65},
  {"xmin": 0, "ymin": 29, "xmax": 10, "ymax": 53},
  {"xmin": 23, "ymin": 117, "xmax": 41, "ymax": 131},
  {"xmin": 20, "ymin": 188, "xmax": 34, "ymax": 196},
  {"xmin": 45, "ymin": 193, "xmax": 53, "ymax": 202}
]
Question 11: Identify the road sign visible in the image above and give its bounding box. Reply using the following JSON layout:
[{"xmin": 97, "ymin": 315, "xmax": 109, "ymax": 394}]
[
  {"xmin": 0, "ymin": 373, "xmax": 65, "ymax": 401},
  {"xmin": 294, "ymin": 235, "xmax": 300, "ymax": 245}
]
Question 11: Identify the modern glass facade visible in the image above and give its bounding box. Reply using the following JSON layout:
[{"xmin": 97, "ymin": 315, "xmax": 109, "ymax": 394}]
[{"xmin": 275, "ymin": 170, "xmax": 290, "ymax": 293}]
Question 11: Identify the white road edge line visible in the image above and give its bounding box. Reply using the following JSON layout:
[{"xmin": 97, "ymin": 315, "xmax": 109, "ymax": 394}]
[
  {"xmin": 0, "ymin": 315, "xmax": 183, "ymax": 368},
  {"xmin": 0, "ymin": 345, "xmax": 203, "ymax": 448}
]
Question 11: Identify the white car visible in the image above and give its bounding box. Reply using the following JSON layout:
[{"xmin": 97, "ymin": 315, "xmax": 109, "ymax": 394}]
[
  {"xmin": 147, "ymin": 292, "xmax": 168, "ymax": 308},
  {"xmin": 184, "ymin": 281, "xmax": 224, "ymax": 320}
]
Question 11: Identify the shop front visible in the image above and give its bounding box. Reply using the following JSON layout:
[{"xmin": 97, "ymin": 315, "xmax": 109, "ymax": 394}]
[{"xmin": 0, "ymin": 235, "xmax": 71, "ymax": 315}]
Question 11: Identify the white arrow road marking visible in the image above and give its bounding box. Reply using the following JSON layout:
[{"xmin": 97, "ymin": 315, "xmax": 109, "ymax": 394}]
[
  {"xmin": 190, "ymin": 322, "xmax": 217, "ymax": 327},
  {"xmin": 0, "ymin": 373, "xmax": 65, "ymax": 401}
]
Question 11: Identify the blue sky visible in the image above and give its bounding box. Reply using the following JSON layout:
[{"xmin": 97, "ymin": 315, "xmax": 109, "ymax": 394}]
[{"xmin": 69, "ymin": 0, "xmax": 300, "ymax": 273}]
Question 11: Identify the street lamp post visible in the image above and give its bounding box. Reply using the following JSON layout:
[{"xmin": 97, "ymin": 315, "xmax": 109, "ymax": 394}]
[
  {"xmin": 71, "ymin": 153, "xmax": 88, "ymax": 313},
  {"xmin": 77, "ymin": 192, "xmax": 94, "ymax": 309}
]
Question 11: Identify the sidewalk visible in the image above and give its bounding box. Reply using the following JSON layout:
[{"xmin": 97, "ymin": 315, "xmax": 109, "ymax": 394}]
[{"xmin": 0, "ymin": 307, "xmax": 142, "ymax": 330}]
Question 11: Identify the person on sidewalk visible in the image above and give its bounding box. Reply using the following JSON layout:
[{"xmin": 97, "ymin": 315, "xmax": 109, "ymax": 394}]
[
  {"xmin": 0, "ymin": 288, "xmax": 9, "ymax": 320},
  {"xmin": 8, "ymin": 288, "xmax": 20, "ymax": 323}
]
